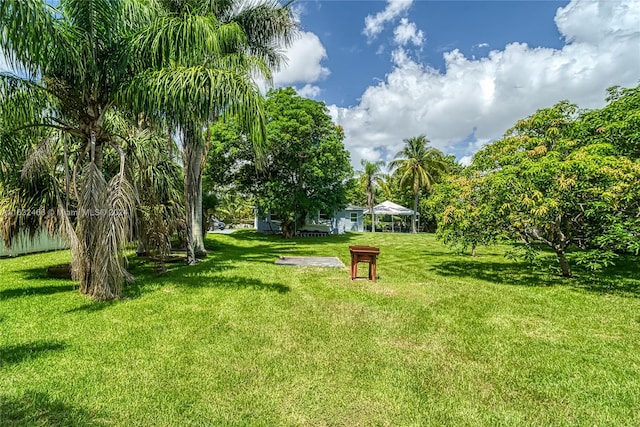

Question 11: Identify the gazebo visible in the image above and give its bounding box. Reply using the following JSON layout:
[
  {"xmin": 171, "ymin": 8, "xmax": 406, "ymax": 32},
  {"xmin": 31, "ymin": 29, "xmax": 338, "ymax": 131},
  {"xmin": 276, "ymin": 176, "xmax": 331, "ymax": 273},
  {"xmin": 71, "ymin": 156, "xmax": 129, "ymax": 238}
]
[{"xmin": 364, "ymin": 200, "xmax": 418, "ymax": 232}]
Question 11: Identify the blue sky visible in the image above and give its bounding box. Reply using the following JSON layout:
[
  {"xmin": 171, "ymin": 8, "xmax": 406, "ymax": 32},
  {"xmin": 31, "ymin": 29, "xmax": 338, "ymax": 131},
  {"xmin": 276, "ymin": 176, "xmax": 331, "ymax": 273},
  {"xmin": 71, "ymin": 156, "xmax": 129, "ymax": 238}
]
[
  {"xmin": 4, "ymin": 1, "xmax": 638, "ymax": 168},
  {"xmin": 272, "ymin": 0, "xmax": 640, "ymax": 166},
  {"xmin": 299, "ymin": 1, "xmax": 567, "ymax": 106}
]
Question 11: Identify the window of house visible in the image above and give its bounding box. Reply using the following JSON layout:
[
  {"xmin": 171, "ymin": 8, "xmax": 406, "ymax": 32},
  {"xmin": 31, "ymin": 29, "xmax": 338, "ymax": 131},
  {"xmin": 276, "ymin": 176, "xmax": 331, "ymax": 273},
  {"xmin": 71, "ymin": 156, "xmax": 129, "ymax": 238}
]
[
  {"xmin": 350, "ymin": 212, "xmax": 358, "ymax": 223},
  {"xmin": 319, "ymin": 212, "xmax": 331, "ymax": 222},
  {"xmin": 269, "ymin": 213, "xmax": 279, "ymax": 221}
]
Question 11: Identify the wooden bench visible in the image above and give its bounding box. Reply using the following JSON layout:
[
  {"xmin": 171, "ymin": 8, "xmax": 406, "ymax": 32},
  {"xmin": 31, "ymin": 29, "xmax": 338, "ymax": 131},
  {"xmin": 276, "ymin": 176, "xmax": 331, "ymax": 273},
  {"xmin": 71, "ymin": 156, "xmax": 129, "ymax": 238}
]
[{"xmin": 349, "ymin": 246, "xmax": 380, "ymax": 282}]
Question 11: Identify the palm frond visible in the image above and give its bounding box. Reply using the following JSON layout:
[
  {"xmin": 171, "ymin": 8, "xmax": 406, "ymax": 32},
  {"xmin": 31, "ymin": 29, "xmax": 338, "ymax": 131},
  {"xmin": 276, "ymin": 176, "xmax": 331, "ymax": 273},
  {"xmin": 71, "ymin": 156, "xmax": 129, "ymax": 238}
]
[
  {"xmin": 0, "ymin": 73, "xmax": 55, "ymax": 131},
  {"xmin": 0, "ymin": 0, "xmax": 58, "ymax": 75},
  {"xmin": 56, "ymin": 199, "xmax": 83, "ymax": 282},
  {"xmin": 61, "ymin": 0, "xmax": 122, "ymax": 42},
  {"xmin": 124, "ymin": 64, "xmax": 266, "ymax": 150},
  {"xmin": 130, "ymin": 15, "xmax": 246, "ymax": 68},
  {"xmin": 21, "ymin": 135, "xmax": 59, "ymax": 181},
  {"xmin": 91, "ymin": 172, "xmax": 136, "ymax": 299},
  {"xmin": 228, "ymin": 1, "xmax": 298, "ymax": 70},
  {"xmin": 77, "ymin": 162, "xmax": 107, "ymax": 265}
]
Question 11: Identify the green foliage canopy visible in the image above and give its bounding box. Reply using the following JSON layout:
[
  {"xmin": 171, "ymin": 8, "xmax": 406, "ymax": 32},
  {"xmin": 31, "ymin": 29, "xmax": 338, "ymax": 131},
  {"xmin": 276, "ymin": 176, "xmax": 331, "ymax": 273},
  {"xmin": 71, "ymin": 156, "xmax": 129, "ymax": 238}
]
[
  {"xmin": 433, "ymin": 86, "xmax": 640, "ymax": 277},
  {"xmin": 207, "ymin": 88, "xmax": 352, "ymax": 238}
]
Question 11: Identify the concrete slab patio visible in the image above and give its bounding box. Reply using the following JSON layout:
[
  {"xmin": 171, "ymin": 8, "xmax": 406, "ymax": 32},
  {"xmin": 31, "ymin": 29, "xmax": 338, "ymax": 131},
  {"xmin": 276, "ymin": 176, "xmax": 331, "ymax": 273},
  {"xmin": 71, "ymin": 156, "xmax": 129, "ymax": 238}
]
[{"xmin": 275, "ymin": 256, "xmax": 345, "ymax": 268}]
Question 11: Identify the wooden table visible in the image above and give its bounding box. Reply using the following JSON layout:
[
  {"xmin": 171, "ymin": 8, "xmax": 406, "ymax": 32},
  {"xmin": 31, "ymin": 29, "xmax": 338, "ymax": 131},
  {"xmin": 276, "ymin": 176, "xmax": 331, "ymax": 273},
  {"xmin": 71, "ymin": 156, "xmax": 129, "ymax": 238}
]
[{"xmin": 349, "ymin": 246, "xmax": 380, "ymax": 282}]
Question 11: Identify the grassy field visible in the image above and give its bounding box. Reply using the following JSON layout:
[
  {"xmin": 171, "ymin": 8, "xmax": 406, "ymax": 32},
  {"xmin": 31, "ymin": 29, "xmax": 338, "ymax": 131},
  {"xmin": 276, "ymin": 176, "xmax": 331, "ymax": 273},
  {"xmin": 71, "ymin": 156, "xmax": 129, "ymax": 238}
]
[{"xmin": 1, "ymin": 231, "xmax": 639, "ymax": 426}]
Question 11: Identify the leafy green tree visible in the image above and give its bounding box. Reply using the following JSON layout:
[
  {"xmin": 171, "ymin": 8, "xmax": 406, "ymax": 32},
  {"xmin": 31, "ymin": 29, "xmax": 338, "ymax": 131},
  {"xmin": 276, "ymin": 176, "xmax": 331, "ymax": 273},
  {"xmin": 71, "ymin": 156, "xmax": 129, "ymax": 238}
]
[
  {"xmin": 578, "ymin": 84, "xmax": 640, "ymax": 159},
  {"xmin": 213, "ymin": 192, "xmax": 253, "ymax": 226},
  {"xmin": 233, "ymin": 88, "xmax": 352, "ymax": 238},
  {"xmin": 467, "ymin": 100, "xmax": 640, "ymax": 277},
  {"xmin": 389, "ymin": 135, "xmax": 448, "ymax": 233},
  {"xmin": 429, "ymin": 173, "xmax": 504, "ymax": 256},
  {"xmin": 358, "ymin": 160, "xmax": 390, "ymax": 233},
  {"xmin": 265, "ymin": 88, "xmax": 352, "ymax": 238}
]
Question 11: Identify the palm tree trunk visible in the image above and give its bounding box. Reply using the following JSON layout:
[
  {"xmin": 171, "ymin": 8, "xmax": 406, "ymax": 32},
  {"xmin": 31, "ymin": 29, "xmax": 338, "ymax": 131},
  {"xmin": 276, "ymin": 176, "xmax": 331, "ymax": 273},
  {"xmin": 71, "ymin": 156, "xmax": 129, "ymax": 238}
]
[
  {"xmin": 63, "ymin": 138, "xmax": 70, "ymax": 210},
  {"xmin": 183, "ymin": 126, "xmax": 207, "ymax": 265},
  {"xmin": 198, "ymin": 178, "xmax": 205, "ymax": 241},
  {"xmin": 75, "ymin": 139, "xmax": 126, "ymax": 300},
  {"xmin": 368, "ymin": 190, "xmax": 376, "ymax": 233},
  {"xmin": 136, "ymin": 240, "xmax": 147, "ymax": 256},
  {"xmin": 412, "ymin": 191, "xmax": 419, "ymax": 233}
]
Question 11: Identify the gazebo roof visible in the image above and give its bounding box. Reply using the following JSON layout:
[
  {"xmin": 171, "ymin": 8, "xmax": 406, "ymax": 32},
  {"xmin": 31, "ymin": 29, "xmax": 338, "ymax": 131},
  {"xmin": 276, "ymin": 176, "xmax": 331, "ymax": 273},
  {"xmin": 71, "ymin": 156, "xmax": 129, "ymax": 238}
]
[{"xmin": 364, "ymin": 200, "xmax": 417, "ymax": 216}]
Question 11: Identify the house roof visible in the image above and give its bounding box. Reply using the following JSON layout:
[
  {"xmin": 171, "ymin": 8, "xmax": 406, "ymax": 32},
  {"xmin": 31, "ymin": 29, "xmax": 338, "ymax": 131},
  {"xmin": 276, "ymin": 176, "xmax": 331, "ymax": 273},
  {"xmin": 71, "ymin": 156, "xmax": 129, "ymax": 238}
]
[
  {"xmin": 344, "ymin": 205, "xmax": 365, "ymax": 211},
  {"xmin": 364, "ymin": 200, "xmax": 418, "ymax": 216}
]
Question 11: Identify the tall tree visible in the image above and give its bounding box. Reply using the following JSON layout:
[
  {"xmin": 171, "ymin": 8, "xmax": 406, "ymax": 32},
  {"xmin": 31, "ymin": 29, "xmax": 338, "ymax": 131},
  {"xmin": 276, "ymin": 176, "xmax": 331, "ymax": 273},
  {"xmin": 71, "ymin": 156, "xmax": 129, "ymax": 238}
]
[
  {"xmin": 429, "ymin": 172, "xmax": 505, "ymax": 256},
  {"xmin": 389, "ymin": 135, "xmax": 447, "ymax": 233},
  {"xmin": 205, "ymin": 89, "xmax": 352, "ymax": 238},
  {"xmin": 127, "ymin": 0, "xmax": 297, "ymax": 264},
  {"xmin": 447, "ymin": 98, "xmax": 640, "ymax": 277},
  {"xmin": 358, "ymin": 160, "xmax": 389, "ymax": 233},
  {"xmin": 0, "ymin": 0, "xmax": 287, "ymax": 297},
  {"xmin": 578, "ymin": 84, "xmax": 640, "ymax": 159},
  {"xmin": 0, "ymin": 0, "xmax": 150, "ymax": 299}
]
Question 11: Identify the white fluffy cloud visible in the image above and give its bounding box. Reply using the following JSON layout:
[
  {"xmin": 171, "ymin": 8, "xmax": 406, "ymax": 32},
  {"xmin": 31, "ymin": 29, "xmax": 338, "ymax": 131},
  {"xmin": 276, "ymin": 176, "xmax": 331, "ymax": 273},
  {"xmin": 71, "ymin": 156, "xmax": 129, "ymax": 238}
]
[
  {"xmin": 393, "ymin": 18, "xmax": 424, "ymax": 46},
  {"xmin": 273, "ymin": 31, "xmax": 330, "ymax": 86},
  {"xmin": 297, "ymin": 84, "xmax": 322, "ymax": 99},
  {"xmin": 363, "ymin": 0, "xmax": 413, "ymax": 41},
  {"xmin": 334, "ymin": 0, "xmax": 640, "ymax": 168}
]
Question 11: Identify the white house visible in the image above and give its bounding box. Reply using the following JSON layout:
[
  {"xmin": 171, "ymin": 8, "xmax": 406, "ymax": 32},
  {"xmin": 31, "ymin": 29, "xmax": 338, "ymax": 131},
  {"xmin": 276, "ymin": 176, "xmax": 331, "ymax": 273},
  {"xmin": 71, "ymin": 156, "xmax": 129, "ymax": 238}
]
[
  {"xmin": 332, "ymin": 205, "xmax": 365, "ymax": 234},
  {"xmin": 255, "ymin": 205, "xmax": 365, "ymax": 235}
]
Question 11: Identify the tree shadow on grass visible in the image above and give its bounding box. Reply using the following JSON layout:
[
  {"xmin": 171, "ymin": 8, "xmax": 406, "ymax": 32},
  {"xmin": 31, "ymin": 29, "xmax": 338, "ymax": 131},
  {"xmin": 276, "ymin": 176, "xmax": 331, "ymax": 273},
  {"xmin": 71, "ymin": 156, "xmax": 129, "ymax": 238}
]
[
  {"xmin": 224, "ymin": 229, "xmax": 358, "ymax": 246},
  {"xmin": 430, "ymin": 259, "xmax": 559, "ymax": 288},
  {"xmin": 568, "ymin": 256, "xmax": 640, "ymax": 298},
  {"xmin": 0, "ymin": 265, "xmax": 76, "ymax": 300},
  {"xmin": 125, "ymin": 245, "xmax": 290, "ymax": 297},
  {"xmin": 207, "ymin": 233, "xmax": 359, "ymax": 265},
  {"xmin": 206, "ymin": 242, "xmax": 288, "ymax": 265},
  {"xmin": 0, "ymin": 284, "xmax": 76, "ymax": 300},
  {"xmin": 65, "ymin": 301, "xmax": 114, "ymax": 314},
  {"xmin": 0, "ymin": 391, "xmax": 103, "ymax": 426},
  {"xmin": 0, "ymin": 341, "xmax": 67, "ymax": 367},
  {"xmin": 126, "ymin": 273, "xmax": 289, "ymax": 297},
  {"xmin": 430, "ymin": 256, "xmax": 640, "ymax": 298}
]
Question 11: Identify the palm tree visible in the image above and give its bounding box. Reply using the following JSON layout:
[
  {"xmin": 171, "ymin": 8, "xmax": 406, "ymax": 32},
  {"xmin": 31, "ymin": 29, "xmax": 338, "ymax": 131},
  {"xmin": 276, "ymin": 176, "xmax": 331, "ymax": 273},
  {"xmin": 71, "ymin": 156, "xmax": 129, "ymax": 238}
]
[
  {"xmin": 0, "ymin": 0, "xmax": 150, "ymax": 299},
  {"xmin": 126, "ymin": 120, "xmax": 185, "ymax": 267},
  {"xmin": 358, "ymin": 160, "xmax": 389, "ymax": 233},
  {"xmin": 389, "ymin": 135, "xmax": 448, "ymax": 233},
  {"xmin": 214, "ymin": 192, "xmax": 253, "ymax": 226},
  {"xmin": 0, "ymin": 0, "xmax": 284, "ymax": 297},
  {"xmin": 126, "ymin": 0, "xmax": 297, "ymax": 264}
]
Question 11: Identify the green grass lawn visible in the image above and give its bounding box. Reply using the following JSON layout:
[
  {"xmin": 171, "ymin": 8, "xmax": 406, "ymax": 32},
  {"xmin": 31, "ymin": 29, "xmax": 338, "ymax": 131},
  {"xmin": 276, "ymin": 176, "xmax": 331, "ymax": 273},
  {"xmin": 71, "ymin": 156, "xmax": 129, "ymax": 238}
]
[{"xmin": 1, "ymin": 231, "xmax": 639, "ymax": 426}]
